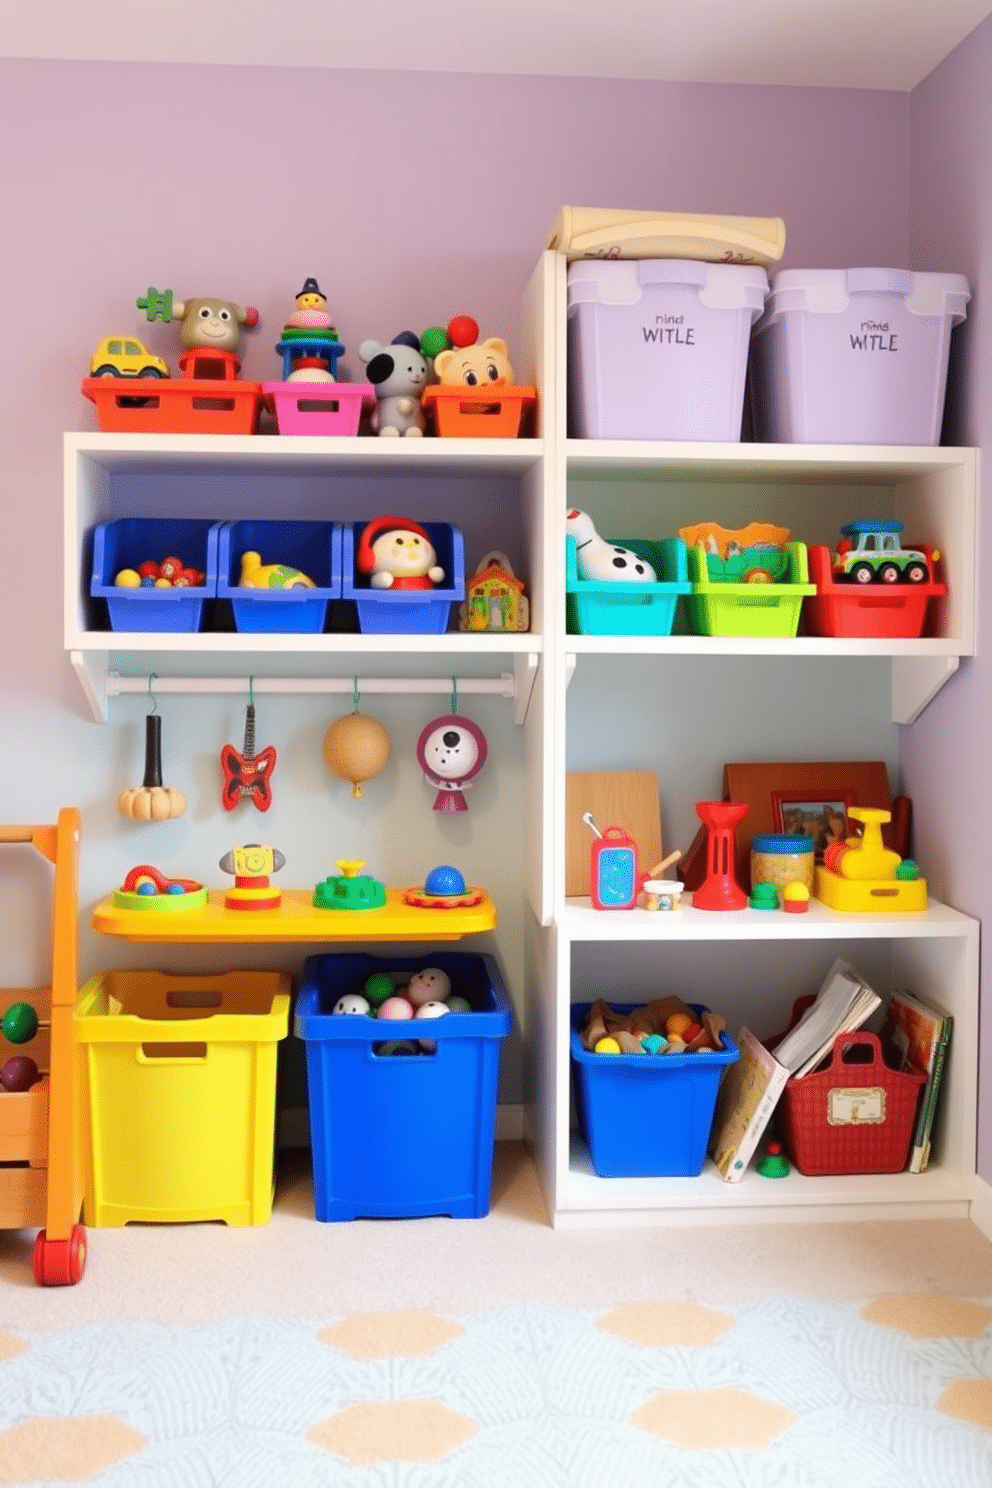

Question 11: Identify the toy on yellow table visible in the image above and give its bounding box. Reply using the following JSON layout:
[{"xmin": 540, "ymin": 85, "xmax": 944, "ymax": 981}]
[
  {"xmin": 814, "ymin": 807, "xmax": 927, "ymax": 912},
  {"xmin": 313, "ymin": 858, "xmax": 387, "ymax": 911},
  {"xmin": 220, "ymin": 844, "xmax": 285, "ymax": 911}
]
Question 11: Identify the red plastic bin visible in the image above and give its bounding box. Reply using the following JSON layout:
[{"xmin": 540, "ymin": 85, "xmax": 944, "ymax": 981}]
[
  {"xmin": 82, "ymin": 377, "xmax": 263, "ymax": 435},
  {"xmin": 804, "ymin": 543, "xmax": 946, "ymax": 639},
  {"xmin": 772, "ymin": 1008, "xmax": 925, "ymax": 1176}
]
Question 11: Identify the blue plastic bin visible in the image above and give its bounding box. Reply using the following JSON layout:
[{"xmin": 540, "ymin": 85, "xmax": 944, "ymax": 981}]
[
  {"xmin": 566, "ymin": 534, "xmax": 690, "ymax": 635},
  {"xmin": 342, "ymin": 521, "xmax": 465, "ymax": 633},
  {"xmin": 570, "ymin": 1003, "xmax": 739, "ymax": 1177},
  {"xmin": 90, "ymin": 517, "xmax": 220, "ymax": 632},
  {"xmin": 217, "ymin": 520, "xmax": 342, "ymax": 633},
  {"xmin": 295, "ymin": 952, "xmax": 512, "ymax": 1221}
]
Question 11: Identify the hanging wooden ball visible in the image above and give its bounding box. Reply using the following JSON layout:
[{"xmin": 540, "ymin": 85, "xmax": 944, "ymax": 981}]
[{"xmin": 323, "ymin": 711, "xmax": 391, "ymax": 799}]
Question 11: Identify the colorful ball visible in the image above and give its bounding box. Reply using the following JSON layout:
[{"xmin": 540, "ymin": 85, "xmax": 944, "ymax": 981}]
[
  {"xmin": 446, "ymin": 994, "xmax": 472, "ymax": 1014},
  {"xmin": 333, "ymin": 993, "xmax": 371, "ymax": 1016},
  {"xmin": 364, "ymin": 971, "xmax": 396, "ymax": 1008},
  {"xmin": 2, "ymin": 1002, "xmax": 39, "ymax": 1045},
  {"xmin": 1, "ymin": 1055, "xmax": 39, "ymax": 1092},
  {"xmin": 406, "ymin": 967, "xmax": 452, "ymax": 1009},
  {"xmin": 420, "ymin": 326, "xmax": 450, "ymax": 359},
  {"xmin": 424, "ymin": 864, "xmax": 466, "ymax": 896},
  {"xmin": 377, "ymin": 995, "xmax": 415, "ymax": 1021},
  {"xmin": 594, "ymin": 1036, "xmax": 622, "ymax": 1054},
  {"xmin": 447, "ymin": 315, "xmax": 479, "ymax": 348},
  {"xmin": 114, "ymin": 568, "xmax": 141, "ymax": 587}
]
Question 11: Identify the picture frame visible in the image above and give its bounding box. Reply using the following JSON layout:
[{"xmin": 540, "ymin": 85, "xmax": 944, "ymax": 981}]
[{"xmin": 681, "ymin": 761, "xmax": 909, "ymax": 891}]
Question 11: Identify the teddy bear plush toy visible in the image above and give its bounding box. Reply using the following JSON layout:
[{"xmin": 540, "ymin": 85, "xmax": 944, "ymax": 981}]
[
  {"xmin": 432, "ymin": 336, "xmax": 516, "ymax": 389},
  {"xmin": 356, "ymin": 516, "xmax": 445, "ymax": 590}
]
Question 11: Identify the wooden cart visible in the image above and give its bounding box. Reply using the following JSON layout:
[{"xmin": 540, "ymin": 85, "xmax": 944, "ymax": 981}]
[{"xmin": 0, "ymin": 808, "xmax": 86, "ymax": 1284}]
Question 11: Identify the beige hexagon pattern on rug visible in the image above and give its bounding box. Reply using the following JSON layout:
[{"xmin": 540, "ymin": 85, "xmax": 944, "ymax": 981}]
[
  {"xmin": 0, "ymin": 1332, "xmax": 28, "ymax": 1363},
  {"xmin": 318, "ymin": 1310, "xmax": 464, "ymax": 1359},
  {"xmin": 597, "ymin": 1301, "xmax": 735, "ymax": 1348},
  {"xmin": 861, "ymin": 1293, "xmax": 992, "ymax": 1339},
  {"xmin": 308, "ymin": 1398, "xmax": 478, "ymax": 1465},
  {"xmin": 936, "ymin": 1379, "xmax": 992, "ymax": 1431},
  {"xmin": 0, "ymin": 1414, "xmax": 146, "ymax": 1485},
  {"xmin": 631, "ymin": 1385, "xmax": 795, "ymax": 1449}
]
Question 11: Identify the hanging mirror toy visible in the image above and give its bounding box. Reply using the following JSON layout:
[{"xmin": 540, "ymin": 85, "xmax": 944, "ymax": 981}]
[
  {"xmin": 220, "ymin": 679, "xmax": 277, "ymax": 813},
  {"xmin": 118, "ymin": 676, "xmax": 187, "ymax": 822},
  {"xmin": 416, "ymin": 682, "xmax": 488, "ymax": 813}
]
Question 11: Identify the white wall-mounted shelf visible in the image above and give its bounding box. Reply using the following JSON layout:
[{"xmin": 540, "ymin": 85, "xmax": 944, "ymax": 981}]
[{"xmin": 522, "ymin": 250, "xmax": 980, "ymax": 1230}]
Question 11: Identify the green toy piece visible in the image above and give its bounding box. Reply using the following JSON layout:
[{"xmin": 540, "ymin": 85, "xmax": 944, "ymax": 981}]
[
  {"xmin": 313, "ymin": 869, "xmax": 387, "ymax": 911},
  {"xmin": 420, "ymin": 326, "xmax": 451, "ymax": 359},
  {"xmin": 136, "ymin": 286, "xmax": 174, "ymax": 323},
  {"xmin": 757, "ymin": 1141, "xmax": 791, "ymax": 1178},
  {"xmin": 749, "ymin": 882, "xmax": 780, "ymax": 910}
]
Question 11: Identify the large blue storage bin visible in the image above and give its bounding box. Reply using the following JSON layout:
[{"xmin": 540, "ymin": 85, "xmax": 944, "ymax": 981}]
[
  {"xmin": 571, "ymin": 1003, "xmax": 738, "ymax": 1177},
  {"xmin": 90, "ymin": 517, "xmax": 220, "ymax": 632},
  {"xmin": 342, "ymin": 521, "xmax": 465, "ymax": 633},
  {"xmin": 295, "ymin": 952, "xmax": 512, "ymax": 1221},
  {"xmin": 217, "ymin": 519, "xmax": 342, "ymax": 633}
]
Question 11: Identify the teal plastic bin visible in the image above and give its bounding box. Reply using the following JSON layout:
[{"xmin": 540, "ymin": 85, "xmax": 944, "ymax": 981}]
[{"xmin": 566, "ymin": 534, "xmax": 690, "ymax": 635}]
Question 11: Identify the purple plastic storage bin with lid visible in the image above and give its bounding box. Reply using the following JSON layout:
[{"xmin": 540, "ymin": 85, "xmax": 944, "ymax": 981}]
[
  {"xmin": 567, "ymin": 258, "xmax": 768, "ymax": 441},
  {"xmin": 749, "ymin": 267, "xmax": 970, "ymax": 445}
]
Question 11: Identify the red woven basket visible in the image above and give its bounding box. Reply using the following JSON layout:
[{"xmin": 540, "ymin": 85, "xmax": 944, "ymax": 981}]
[{"xmin": 777, "ymin": 1030, "xmax": 925, "ymax": 1176}]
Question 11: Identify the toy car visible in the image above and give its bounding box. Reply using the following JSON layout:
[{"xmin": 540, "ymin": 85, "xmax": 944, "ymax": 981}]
[
  {"xmin": 90, "ymin": 336, "xmax": 169, "ymax": 379},
  {"xmin": 833, "ymin": 520, "xmax": 935, "ymax": 585}
]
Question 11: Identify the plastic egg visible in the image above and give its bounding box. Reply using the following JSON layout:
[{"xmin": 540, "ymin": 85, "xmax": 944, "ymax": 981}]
[
  {"xmin": 424, "ymin": 864, "xmax": 466, "ymax": 896},
  {"xmin": 377, "ymin": 995, "xmax": 415, "ymax": 1021},
  {"xmin": 406, "ymin": 966, "xmax": 452, "ymax": 1008},
  {"xmin": 665, "ymin": 1012, "xmax": 693, "ymax": 1037},
  {"xmin": 114, "ymin": 568, "xmax": 141, "ymax": 587},
  {"xmin": 333, "ymin": 994, "xmax": 370, "ymax": 1016}
]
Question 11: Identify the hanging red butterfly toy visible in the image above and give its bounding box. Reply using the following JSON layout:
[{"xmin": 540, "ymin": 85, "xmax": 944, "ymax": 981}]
[{"xmin": 220, "ymin": 698, "xmax": 277, "ymax": 812}]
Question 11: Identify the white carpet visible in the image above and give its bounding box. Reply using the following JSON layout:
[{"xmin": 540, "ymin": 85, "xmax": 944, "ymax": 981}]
[{"xmin": 1, "ymin": 1145, "xmax": 991, "ymax": 1485}]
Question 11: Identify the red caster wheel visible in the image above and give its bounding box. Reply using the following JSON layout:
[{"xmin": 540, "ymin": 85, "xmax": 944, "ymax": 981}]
[{"xmin": 32, "ymin": 1224, "xmax": 87, "ymax": 1286}]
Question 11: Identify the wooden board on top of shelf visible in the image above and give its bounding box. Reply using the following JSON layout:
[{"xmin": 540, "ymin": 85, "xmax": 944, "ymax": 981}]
[{"xmin": 565, "ymin": 771, "xmax": 662, "ymax": 898}]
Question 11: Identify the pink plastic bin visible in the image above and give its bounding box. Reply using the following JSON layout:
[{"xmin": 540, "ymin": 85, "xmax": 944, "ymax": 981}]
[{"xmin": 263, "ymin": 382, "xmax": 374, "ymax": 436}]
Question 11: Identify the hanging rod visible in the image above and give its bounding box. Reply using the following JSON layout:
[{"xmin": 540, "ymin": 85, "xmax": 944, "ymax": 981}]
[{"xmin": 106, "ymin": 672, "xmax": 517, "ymax": 700}]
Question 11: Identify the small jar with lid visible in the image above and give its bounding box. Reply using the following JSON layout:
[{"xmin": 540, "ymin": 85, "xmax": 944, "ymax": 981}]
[{"xmin": 750, "ymin": 833, "xmax": 815, "ymax": 893}]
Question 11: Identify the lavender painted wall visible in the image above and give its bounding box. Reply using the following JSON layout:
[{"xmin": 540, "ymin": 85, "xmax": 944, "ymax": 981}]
[
  {"xmin": 907, "ymin": 17, "xmax": 992, "ymax": 1181},
  {"xmin": 0, "ymin": 59, "xmax": 910, "ymax": 1113}
]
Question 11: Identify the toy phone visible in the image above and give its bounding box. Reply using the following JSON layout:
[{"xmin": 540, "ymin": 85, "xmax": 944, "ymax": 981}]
[{"xmin": 590, "ymin": 826, "xmax": 641, "ymax": 910}]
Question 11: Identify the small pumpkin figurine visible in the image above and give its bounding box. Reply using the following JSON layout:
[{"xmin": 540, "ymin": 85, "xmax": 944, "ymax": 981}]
[{"xmin": 118, "ymin": 712, "xmax": 186, "ymax": 822}]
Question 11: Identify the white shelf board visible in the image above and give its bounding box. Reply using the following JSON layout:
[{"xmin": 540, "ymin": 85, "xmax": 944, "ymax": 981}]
[
  {"xmin": 565, "ymin": 440, "xmax": 975, "ymax": 485},
  {"xmin": 560, "ymin": 1138, "xmax": 974, "ymax": 1224},
  {"xmin": 559, "ymin": 896, "xmax": 977, "ymax": 942},
  {"xmin": 565, "ymin": 635, "xmax": 971, "ymax": 658},
  {"xmin": 67, "ymin": 630, "xmax": 544, "ymax": 655},
  {"xmin": 68, "ymin": 430, "xmax": 544, "ymax": 477}
]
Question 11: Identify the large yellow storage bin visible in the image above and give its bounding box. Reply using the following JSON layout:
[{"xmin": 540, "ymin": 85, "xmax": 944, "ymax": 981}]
[{"xmin": 76, "ymin": 970, "xmax": 290, "ymax": 1228}]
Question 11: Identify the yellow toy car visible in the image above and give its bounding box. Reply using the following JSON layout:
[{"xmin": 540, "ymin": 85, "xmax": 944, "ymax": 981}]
[{"xmin": 89, "ymin": 335, "xmax": 169, "ymax": 379}]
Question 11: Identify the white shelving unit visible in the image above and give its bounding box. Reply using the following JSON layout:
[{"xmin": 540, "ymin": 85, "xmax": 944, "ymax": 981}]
[
  {"xmin": 524, "ymin": 250, "xmax": 980, "ymax": 1228},
  {"xmin": 63, "ymin": 251, "xmax": 981, "ymax": 1228}
]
